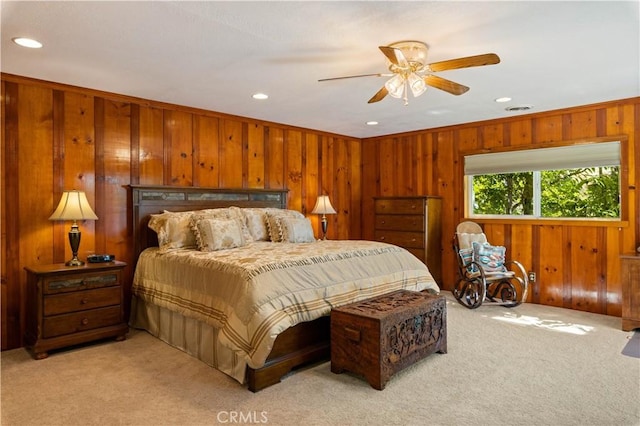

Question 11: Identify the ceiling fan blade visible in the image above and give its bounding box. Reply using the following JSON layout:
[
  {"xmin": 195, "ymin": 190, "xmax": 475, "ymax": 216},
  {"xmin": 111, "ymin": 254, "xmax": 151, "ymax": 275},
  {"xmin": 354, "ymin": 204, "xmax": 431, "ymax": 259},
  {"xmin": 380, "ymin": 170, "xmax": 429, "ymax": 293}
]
[
  {"xmin": 424, "ymin": 75, "xmax": 469, "ymax": 95},
  {"xmin": 427, "ymin": 53, "xmax": 500, "ymax": 72},
  {"xmin": 368, "ymin": 86, "xmax": 389, "ymax": 103},
  {"xmin": 379, "ymin": 46, "xmax": 409, "ymax": 68},
  {"xmin": 318, "ymin": 73, "xmax": 388, "ymax": 82}
]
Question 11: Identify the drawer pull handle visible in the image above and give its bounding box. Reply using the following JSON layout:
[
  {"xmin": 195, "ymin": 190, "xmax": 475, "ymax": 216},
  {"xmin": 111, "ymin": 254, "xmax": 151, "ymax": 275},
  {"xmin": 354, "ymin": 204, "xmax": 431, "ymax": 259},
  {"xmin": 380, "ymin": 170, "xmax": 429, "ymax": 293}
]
[
  {"xmin": 412, "ymin": 238, "xmax": 416, "ymax": 242},
  {"xmin": 381, "ymin": 220, "xmax": 386, "ymax": 224},
  {"xmin": 81, "ymin": 318, "xmax": 89, "ymax": 326},
  {"xmin": 380, "ymin": 236, "xmax": 385, "ymax": 241},
  {"xmin": 80, "ymin": 299, "xmax": 89, "ymax": 305}
]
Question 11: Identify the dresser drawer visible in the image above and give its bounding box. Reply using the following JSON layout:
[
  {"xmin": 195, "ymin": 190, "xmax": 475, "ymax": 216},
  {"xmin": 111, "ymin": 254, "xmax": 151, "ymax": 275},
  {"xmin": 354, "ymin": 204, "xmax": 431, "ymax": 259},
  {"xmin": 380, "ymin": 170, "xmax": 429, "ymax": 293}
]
[
  {"xmin": 375, "ymin": 199, "xmax": 425, "ymax": 215},
  {"xmin": 43, "ymin": 270, "xmax": 120, "ymax": 294},
  {"xmin": 375, "ymin": 214, "xmax": 424, "ymax": 231},
  {"xmin": 43, "ymin": 306, "xmax": 122, "ymax": 338},
  {"xmin": 44, "ymin": 286, "xmax": 121, "ymax": 316},
  {"xmin": 374, "ymin": 230, "xmax": 425, "ymax": 249}
]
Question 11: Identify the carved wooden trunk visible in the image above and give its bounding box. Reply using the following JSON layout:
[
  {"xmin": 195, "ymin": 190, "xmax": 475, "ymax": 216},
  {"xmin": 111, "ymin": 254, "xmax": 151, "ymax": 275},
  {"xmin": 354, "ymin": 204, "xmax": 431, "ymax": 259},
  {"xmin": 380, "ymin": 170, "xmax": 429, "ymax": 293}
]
[{"xmin": 330, "ymin": 290, "xmax": 447, "ymax": 390}]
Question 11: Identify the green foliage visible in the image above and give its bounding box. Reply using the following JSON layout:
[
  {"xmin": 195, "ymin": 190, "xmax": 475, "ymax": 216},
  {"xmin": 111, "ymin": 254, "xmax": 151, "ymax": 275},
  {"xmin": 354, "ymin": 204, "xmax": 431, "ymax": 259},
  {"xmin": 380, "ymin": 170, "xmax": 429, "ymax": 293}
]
[{"xmin": 472, "ymin": 167, "xmax": 619, "ymax": 218}]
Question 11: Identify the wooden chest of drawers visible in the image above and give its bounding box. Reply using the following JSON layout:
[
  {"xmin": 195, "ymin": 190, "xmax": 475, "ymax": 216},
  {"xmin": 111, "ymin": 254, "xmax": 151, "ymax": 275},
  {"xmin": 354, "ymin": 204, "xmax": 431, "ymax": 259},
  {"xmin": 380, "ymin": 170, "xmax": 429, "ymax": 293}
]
[
  {"xmin": 621, "ymin": 253, "xmax": 640, "ymax": 331},
  {"xmin": 331, "ymin": 290, "xmax": 447, "ymax": 390},
  {"xmin": 373, "ymin": 196, "xmax": 442, "ymax": 285},
  {"xmin": 24, "ymin": 261, "xmax": 128, "ymax": 359}
]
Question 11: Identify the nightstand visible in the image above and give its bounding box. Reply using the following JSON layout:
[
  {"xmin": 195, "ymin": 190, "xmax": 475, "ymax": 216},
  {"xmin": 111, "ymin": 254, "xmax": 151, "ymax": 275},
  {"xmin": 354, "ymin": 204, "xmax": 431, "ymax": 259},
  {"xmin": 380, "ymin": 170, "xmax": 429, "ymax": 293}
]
[{"xmin": 24, "ymin": 261, "xmax": 129, "ymax": 359}]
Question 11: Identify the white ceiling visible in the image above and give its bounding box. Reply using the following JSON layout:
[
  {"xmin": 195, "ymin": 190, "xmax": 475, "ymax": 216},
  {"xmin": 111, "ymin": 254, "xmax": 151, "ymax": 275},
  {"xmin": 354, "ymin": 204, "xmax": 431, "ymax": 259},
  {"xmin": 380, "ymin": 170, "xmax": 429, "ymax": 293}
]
[{"xmin": 2, "ymin": 1, "xmax": 639, "ymax": 138}]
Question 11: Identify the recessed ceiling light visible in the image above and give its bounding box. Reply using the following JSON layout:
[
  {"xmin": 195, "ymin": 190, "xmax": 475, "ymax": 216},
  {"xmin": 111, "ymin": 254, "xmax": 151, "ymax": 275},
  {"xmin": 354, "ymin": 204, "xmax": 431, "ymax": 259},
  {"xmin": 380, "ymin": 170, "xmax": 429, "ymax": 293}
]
[
  {"xmin": 505, "ymin": 105, "xmax": 534, "ymax": 112},
  {"xmin": 366, "ymin": 121, "xmax": 379, "ymax": 126},
  {"xmin": 12, "ymin": 37, "xmax": 43, "ymax": 48},
  {"xmin": 495, "ymin": 97, "xmax": 511, "ymax": 103},
  {"xmin": 252, "ymin": 93, "xmax": 268, "ymax": 100}
]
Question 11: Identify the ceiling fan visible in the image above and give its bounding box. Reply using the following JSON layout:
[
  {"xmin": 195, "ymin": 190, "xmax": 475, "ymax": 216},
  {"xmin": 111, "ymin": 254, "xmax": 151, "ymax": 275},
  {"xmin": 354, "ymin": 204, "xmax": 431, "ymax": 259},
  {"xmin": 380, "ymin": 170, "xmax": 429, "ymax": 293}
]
[{"xmin": 319, "ymin": 41, "xmax": 500, "ymax": 105}]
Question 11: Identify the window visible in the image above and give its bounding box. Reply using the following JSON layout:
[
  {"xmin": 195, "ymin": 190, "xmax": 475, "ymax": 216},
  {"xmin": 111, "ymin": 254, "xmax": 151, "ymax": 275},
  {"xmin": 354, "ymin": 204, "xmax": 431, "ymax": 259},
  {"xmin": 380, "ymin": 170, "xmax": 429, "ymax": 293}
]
[{"xmin": 464, "ymin": 142, "xmax": 621, "ymax": 219}]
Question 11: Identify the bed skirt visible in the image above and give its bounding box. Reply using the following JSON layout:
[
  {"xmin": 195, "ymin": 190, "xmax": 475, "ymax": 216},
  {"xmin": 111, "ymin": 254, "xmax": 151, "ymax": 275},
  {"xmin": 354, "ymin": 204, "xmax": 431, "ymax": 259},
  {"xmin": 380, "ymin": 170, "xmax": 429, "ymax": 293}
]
[{"xmin": 130, "ymin": 295, "xmax": 248, "ymax": 384}]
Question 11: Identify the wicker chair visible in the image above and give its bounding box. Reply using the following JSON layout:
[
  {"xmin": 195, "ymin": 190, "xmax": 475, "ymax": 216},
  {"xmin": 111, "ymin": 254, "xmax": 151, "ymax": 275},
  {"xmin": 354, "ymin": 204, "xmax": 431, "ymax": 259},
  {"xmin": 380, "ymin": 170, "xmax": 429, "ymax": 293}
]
[{"xmin": 452, "ymin": 221, "xmax": 529, "ymax": 309}]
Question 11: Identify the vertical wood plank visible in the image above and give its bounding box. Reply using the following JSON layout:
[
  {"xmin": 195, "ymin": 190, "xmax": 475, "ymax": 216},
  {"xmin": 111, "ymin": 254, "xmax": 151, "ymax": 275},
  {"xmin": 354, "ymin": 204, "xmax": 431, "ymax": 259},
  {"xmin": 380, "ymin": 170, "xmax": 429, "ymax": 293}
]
[
  {"xmin": 193, "ymin": 115, "xmax": 220, "ymax": 188},
  {"xmin": 539, "ymin": 225, "xmax": 564, "ymax": 307},
  {"xmin": 2, "ymin": 81, "xmax": 22, "ymax": 349},
  {"xmin": 17, "ymin": 84, "xmax": 54, "ymax": 349},
  {"xmin": 219, "ymin": 119, "xmax": 244, "ymax": 188},
  {"xmin": 266, "ymin": 127, "xmax": 284, "ymax": 189},
  {"xmin": 164, "ymin": 110, "xmax": 193, "ymax": 186},
  {"xmin": 138, "ymin": 105, "xmax": 164, "ymax": 185},
  {"xmin": 63, "ymin": 91, "xmax": 97, "ymax": 260},
  {"xmin": 247, "ymin": 123, "xmax": 265, "ymax": 189},
  {"xmin": 285, "ymin": 130, "xmax": 303, "ymax": 212},
  {"xmin": 533, "ymin": 114, "xmax": 563, "ymax": 143}
]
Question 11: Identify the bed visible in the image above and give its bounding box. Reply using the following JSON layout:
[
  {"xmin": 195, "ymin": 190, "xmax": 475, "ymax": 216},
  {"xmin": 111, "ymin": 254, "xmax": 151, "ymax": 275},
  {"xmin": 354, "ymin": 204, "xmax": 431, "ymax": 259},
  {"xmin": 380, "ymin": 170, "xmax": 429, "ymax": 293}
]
[{"xmin": 128, "ymin": 185, "xmax": 440, "ymax": 391}]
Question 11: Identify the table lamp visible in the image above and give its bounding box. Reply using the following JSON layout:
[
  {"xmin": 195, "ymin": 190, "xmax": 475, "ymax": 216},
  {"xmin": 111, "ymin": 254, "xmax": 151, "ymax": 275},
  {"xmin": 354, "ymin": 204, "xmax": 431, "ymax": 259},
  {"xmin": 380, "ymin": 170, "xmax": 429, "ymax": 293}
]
[
  {"xmin": 311, "ymin": 195, "xmax": 336, "ymax": 240},
  {"xmin": 49, "ymin": 190, "xmax": 98, "ymax": 266}
]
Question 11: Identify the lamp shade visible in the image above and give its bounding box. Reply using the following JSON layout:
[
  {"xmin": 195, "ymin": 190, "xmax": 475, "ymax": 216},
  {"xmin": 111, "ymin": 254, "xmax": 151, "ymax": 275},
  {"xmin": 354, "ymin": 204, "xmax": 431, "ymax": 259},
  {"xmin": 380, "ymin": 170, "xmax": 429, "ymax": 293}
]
[
  {"xmin": 49, "ymin": 190, "xmax": 98, "ymax": 221},
  {"xmin": 311, "ymin": 195, "xmax": 336, "ymax": 215}
]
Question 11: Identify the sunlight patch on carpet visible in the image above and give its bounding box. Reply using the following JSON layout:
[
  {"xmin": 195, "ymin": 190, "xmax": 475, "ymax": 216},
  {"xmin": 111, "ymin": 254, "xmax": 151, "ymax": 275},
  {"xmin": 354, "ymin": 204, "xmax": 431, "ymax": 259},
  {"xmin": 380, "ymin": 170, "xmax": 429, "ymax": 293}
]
[{"xmin": 491, "ymin": 313, "xmax": 594, "ymax": 335}]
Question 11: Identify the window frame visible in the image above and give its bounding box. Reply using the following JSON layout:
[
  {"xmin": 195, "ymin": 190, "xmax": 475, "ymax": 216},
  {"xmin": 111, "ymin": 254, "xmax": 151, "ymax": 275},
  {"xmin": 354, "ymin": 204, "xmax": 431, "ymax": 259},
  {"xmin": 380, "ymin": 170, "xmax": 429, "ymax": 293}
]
[{"xmin": 461, "ymin": 137, "xmax": 630, "ymax": 227}]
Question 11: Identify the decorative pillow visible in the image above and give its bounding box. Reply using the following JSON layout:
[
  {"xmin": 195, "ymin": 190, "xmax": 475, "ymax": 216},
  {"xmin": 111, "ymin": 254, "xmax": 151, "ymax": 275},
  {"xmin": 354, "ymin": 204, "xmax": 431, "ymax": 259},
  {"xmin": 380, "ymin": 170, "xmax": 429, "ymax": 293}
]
[
  {"xmin": 278, "ymin": 217, "xmax": 316, "ymax": 243},
  {"xmin": 192, "ymin": 217, "xmax": 246, "ymax": 251},
  {"xmin": 148, "ymin": 210, "xmax": 197, "ymax": 252},
  {"xmin": 191, "ymin": 207, "xmax": 254, "ymax": 243},
  {"xmin": 265, "ymin": 209, "xmax": 305, "ymax": 242},
  {"xmin": 240, "ymin": 208, "xmax": 270, "ymax": 241},
  {"xmin": 472, "ymin": 241, "xmax": 506, "ymax": 273},
  {"xmin": 457, "ymin": 232, "xmax": 488, "ymax": 250},
  {"xmin": 458, "ymin": 247, "xmax": 475, "ymax": 273}
]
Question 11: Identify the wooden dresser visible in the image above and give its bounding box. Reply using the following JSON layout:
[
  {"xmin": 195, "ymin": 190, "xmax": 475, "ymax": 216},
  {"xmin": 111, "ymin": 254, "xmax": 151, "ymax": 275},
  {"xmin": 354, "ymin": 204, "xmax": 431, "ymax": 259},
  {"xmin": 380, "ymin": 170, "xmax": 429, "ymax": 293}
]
[
  {"xmin": 621, "ymin": 253, "xmax": 640, "ymax": 331},
  {"xmin": 373, "ymin": 196, "xmax": 442, "ymax": 286},
  {"xmin": 24, "ymin": 261, "xmax": 129, "ymax": 359}
]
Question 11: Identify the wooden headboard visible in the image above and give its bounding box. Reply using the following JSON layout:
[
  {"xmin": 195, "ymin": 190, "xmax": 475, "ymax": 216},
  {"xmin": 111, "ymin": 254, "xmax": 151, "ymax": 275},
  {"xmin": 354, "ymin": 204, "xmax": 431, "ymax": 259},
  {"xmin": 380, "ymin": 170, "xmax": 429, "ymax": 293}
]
[{"xmin": 129, "ymin": 185, "xmax": 288, "ymax": 262}]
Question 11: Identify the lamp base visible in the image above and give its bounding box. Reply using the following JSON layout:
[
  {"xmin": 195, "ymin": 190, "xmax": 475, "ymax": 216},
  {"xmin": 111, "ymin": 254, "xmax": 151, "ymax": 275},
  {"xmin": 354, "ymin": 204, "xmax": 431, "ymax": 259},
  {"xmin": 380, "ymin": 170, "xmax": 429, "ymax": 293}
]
[{"xmin": 66, "ymin": 257, "xmax": 85, "ymax": 267}]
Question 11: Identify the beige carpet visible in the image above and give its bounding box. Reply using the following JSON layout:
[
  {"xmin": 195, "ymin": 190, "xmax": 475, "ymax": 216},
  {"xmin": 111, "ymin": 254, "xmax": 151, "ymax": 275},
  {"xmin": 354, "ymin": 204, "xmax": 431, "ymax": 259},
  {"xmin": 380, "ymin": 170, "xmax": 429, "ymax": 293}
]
[{"xmin": 2, "ymin": 292, "xmax": 639, "ymax": 426}]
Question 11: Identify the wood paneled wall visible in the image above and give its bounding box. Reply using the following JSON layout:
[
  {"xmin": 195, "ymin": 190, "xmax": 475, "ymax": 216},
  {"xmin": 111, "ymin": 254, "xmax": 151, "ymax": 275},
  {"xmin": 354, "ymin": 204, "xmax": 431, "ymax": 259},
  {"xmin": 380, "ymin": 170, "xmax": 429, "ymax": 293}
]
[
  {"xmin": 362, "ymin": 98, "xmax": 639, "ymax": 317},
  {"xmin": 2, "ymin": 73, "xmax": 638, "ymax": 351},
  {"xmin": 1, "ymin": 74, "xmax": 361, "ymax": 350}
]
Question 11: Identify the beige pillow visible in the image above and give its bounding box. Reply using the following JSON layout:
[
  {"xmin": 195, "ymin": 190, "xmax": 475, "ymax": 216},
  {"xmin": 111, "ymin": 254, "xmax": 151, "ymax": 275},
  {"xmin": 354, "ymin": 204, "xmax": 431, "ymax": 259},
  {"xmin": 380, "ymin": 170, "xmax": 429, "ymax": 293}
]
[
  {"xmin": 265, "ymin": 209, "xmax": 305, "ymax": 242},
  {"xmin": 192, "ymin": 217, "xmax": 246, "ymax": 251},
  {"xmin": 241, "ymin": 208, "xmax": 270, "ymax": 241},
  {"xmin": 191, "ymin": 207, "xmax": 254, "ymax": 243},
  {"xmin": 457, "ymin": 232, "xmax": 488, "ymax": 250},
  {"xmin": 148, "ymin": 210, "xmax": 196, "ymax": 252},
  {"xmin": 278, "ymin": 217, "xmax": 316, "ymax": 243}
]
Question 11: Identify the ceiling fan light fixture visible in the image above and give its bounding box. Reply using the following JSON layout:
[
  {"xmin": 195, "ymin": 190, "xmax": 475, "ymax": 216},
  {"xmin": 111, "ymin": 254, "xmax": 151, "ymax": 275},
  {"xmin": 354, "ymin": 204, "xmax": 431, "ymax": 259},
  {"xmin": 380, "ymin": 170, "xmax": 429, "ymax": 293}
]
[
  {"xmin": 384, "ymin": 74, "xmax": 405, "ymax": 98},
  {"xmin": 407, "ymin": 73, "xmax": 427, "ymax": 97}
]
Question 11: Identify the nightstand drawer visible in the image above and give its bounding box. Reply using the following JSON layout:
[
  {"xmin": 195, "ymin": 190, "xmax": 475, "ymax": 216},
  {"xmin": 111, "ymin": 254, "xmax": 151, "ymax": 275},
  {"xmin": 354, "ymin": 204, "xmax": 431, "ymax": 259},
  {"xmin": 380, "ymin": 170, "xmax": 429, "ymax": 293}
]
[
  {"xmin": 44, "ymin": 286, "xmax": 121, "ymax": 316},
  {"xmin": 44, "ymin": 271, "xmax": 120, "ymax": 294},
  {"xmin": 43, "ymin": 306, "xmax": 122, "ymax": 338},
  {"xmin": 374, "ymin": 230, "xmax": 424, "ymax": 248},
  {"xmin": 375, "ymin": 214, "xmax": 424, "ymax": 231}
]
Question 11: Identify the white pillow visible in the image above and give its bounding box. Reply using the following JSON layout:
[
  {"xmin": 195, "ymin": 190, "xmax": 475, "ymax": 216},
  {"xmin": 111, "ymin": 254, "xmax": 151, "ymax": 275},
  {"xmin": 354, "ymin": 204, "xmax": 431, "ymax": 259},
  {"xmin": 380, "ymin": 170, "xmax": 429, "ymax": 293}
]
[
  {"xmin": 278, "ymin": 217, "xmax": 316, "ymax": 243},
  {"xmin": 192, "ymin": 218, "xmax": 246, "ymax": 251}
]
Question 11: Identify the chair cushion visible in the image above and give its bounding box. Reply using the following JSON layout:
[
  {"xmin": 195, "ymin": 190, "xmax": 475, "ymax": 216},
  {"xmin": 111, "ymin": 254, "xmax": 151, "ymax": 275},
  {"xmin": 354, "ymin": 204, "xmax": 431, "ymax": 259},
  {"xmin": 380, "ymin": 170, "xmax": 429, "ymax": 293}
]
[
  {"xmin": 472, "ymin": 241, "xmax": 507, "ymax": 273},
  {"xmin": 457, "ymin": 232, "xmax": 488, "ymax": 250}
]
